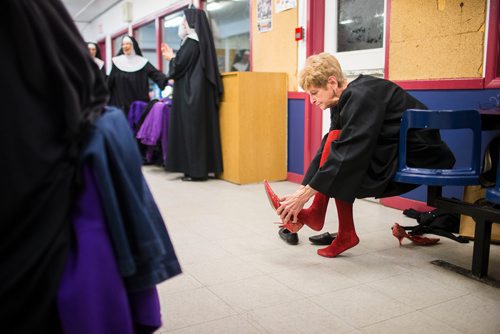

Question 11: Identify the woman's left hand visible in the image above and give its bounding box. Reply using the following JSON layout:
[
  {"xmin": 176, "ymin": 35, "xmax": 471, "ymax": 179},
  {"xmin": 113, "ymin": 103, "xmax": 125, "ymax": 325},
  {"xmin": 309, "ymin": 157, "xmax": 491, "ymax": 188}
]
[{"xmin": 161, "ymin": 43, "xmax": 174, "ymax": 61}]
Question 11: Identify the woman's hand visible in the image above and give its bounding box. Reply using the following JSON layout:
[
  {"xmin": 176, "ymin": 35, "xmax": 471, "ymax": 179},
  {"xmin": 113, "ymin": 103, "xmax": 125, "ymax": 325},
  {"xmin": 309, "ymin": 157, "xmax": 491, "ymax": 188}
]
[
  {"xmin": 277, "ymin": 185, "xmax": 318, "ymax": 224},
  {"xmin": 161, "ymin": 43, "xmax": 175, "ymax": 61}
]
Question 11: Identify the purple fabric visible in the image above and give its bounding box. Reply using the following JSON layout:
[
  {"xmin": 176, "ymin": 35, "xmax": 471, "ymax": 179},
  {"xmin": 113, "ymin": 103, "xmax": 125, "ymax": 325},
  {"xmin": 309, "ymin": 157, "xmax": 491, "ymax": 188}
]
[
  {"xmin": 162, "ymin": 103, "xmax": 170, "ymax": 162},
  {"xmin": 128, "ymin": 100, "xmax": 148, "ymax": 132},
  {"xmin": 136, "ymin": 102, "xmax": 167, "ymax": 145},
  {"xmin": 57, "ymin": 165, "xmax": 161, "ymax": 334},
  {"xmin": 136, "ymin": 102, "xmax": 171, "ymax": 162}
]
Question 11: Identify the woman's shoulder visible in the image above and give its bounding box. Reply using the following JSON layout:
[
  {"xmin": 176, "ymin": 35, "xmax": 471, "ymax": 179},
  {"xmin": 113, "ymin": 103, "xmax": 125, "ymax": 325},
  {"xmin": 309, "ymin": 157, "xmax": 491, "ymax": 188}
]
[{"xmin": 346, "ymin": 75, "xmax": 399, "ymax": 97}]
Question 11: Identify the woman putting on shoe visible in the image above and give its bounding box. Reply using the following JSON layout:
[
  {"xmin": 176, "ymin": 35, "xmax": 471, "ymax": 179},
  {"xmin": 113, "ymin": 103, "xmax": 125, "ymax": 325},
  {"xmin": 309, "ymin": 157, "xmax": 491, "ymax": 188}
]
[{"xmin": 265, "ymin": 53, "xmax": 455, "ymax": 257}]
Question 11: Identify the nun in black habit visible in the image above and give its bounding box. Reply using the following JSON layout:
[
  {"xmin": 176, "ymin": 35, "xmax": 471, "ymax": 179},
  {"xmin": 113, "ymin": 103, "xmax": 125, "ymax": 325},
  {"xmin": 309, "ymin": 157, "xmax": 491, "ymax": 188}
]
[
  {"xmin": 87, "ymin": 41, "xmax": 106, "ymax": 77},
  {"xmin": 1, "ymin": 0, "xmax": 108, "ymax": 331},
  {"xmin": 108, "ymin": 35, "xmax": 169, "ymax": 117},
  {"xmin": 161, "ymin": 8, "xmax": 223, "ymax": 181}
]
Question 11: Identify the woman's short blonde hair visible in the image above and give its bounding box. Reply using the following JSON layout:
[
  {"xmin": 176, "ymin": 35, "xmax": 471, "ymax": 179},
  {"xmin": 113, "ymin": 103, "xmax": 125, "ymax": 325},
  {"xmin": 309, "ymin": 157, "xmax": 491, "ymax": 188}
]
[{"xmin": 299, "ymin": 52, "xmax": 345, "ymax": 90}]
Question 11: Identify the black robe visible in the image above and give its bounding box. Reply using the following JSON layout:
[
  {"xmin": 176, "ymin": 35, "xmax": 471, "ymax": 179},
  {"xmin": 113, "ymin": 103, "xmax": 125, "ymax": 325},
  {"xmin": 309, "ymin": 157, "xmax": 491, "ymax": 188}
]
[
  {"xmin": 303, "ymin": 75, "xmax": 456, "ymax": 203},
  {"xmin": 1, "ymin": 0, "xmax": 108, "ymax": 332},
  {"xmin": 107, "ymin": 61, "xmax": 168, "ymax": 116},
  {"xmin": 164, "ymin": 38, "xmax": 223, "ymax": 178}
]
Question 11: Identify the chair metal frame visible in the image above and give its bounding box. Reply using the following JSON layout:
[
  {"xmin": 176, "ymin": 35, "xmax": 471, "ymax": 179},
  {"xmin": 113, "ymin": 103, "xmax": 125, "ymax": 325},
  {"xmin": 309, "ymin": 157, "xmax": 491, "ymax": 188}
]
[{"xmin": 395, "ymin": 109, "xmax": 500, "ymax": 288}]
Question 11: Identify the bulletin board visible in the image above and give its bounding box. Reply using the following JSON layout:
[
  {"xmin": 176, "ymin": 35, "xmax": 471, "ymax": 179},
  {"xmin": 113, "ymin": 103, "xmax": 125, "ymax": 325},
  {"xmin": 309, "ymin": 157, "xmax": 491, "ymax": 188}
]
[
  {"xmin": 388, "ymin": 0, "xmax": 487, "ymax": 80},
  {"xmin": 252, "ymin": 2, "xmax": 297, "ymax": 90}
]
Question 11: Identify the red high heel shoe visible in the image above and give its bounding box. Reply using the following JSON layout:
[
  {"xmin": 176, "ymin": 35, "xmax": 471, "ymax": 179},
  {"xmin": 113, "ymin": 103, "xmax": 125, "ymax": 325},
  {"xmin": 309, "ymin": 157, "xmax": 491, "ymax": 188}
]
[
  {"xmin": 391, "ymin": 223, "xmax": 440, "ymax": 246},
  {"xmin": 264, "ymin": 180, "xmax": 280, "ymax": 210},
  {"xmin": 264, "ymin": 180, "xmax": 304, "ymax": 232}
]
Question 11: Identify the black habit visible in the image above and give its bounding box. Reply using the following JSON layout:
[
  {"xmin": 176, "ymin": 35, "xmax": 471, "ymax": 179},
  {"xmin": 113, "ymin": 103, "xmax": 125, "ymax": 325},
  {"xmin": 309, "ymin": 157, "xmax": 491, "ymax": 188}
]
[
  {"xmin": 1, "ymin": 0, "xmax": 108, "ymax": 332},
  {"xmin": 165, "ymin": 8, "xmax": 223, "ymax": 179},
  {"xmin": 302, "ymin": 75, "xmax": 456, "ymax": 203},
  {"xmin": 107, "ymin": 36, "xmax": 168, "ymax": 116}
]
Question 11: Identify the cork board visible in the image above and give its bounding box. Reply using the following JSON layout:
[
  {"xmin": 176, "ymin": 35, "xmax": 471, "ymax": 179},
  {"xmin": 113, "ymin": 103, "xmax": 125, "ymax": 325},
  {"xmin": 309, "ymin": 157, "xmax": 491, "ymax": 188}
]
[
  {"xmin": 252, "ymin": 3, "xmax": 297, "ymax": 90},
  {"xmin": 389, "ymin": 0, "xmax": 487, "ymax": 80}
]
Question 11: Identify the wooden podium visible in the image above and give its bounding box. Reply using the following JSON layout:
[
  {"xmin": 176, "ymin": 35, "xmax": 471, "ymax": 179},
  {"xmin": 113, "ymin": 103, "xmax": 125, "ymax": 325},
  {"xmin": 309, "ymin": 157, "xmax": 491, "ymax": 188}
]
[{"xmin": 218, "ymin": 72, "xmax": 287, "ymax": 184}]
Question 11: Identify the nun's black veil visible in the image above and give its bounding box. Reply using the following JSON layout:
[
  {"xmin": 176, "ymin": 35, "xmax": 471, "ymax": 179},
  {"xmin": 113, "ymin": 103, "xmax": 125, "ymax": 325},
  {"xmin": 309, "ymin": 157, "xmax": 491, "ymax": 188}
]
[
  {"xmin": 0, "ymin": 0, "xmax": 108, "ymax": 331},
  {"xmin": 184, "ymin": 8, "xmax": 223, "ymax": 99}
]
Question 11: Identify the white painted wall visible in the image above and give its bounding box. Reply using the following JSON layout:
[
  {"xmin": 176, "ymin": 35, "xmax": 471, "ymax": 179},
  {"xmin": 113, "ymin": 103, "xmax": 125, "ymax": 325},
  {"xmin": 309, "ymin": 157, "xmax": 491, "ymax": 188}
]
[{"xmin": 80, "ymin": 1, "xmax": 185, "ymax": 42}]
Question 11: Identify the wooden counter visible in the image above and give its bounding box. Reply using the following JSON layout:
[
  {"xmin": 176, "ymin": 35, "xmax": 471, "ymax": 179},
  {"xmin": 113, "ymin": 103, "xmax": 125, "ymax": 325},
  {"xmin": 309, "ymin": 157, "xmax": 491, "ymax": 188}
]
[{"xmin": 218, "ymin": 72, "xmax": 287, "ymax": 184}]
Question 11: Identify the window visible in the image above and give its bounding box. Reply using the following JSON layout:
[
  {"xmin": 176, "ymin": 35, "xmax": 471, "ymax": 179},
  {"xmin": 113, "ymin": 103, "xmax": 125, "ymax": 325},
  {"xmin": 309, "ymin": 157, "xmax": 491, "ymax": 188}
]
[
  {"xmin": 134, "ymin": 21, "xmax": 158, "ymax": 67},
  {"xmin": 134, "ymin": 21, "xmax": 159, "ymax": 98},
  {"xmin": 206, "ymin": 0, "xmax": 250, "ymax": 73},
  {"xmin": 162, "ymin": 10, "xmax": 185, "ymax": 74},
  {"xmin": 324, "ymin": 0, "xmax": 385, "ymax": 76},
  {"xmin": 337, "ymin": 0, "xmax": 384, "ymax": 52}
]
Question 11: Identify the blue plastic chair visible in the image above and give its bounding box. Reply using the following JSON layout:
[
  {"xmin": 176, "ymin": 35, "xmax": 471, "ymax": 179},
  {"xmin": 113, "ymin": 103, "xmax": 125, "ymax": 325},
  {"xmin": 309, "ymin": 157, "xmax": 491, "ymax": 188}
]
[
  {"xmin": 486, "ymin": 154, "xmax": 500, "ymax": 204},
  {"xmin": 394, "ymin": 109, "xmax": 482, "ymax": 186}
]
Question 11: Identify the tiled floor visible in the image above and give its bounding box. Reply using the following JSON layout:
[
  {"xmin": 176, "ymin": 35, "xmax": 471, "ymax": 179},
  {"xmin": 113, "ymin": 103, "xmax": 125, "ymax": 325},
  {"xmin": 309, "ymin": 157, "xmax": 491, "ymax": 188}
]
[{"xmin": 142, "ymin": 166, "xmax": 500, "ymax": 334}]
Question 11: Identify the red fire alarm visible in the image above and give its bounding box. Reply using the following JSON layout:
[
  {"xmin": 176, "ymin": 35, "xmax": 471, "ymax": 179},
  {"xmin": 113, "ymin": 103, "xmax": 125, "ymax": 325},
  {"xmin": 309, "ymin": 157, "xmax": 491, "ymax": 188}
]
[{"xmin": 295, "ymin": 27, "xmax": 304, "ymax": 41}]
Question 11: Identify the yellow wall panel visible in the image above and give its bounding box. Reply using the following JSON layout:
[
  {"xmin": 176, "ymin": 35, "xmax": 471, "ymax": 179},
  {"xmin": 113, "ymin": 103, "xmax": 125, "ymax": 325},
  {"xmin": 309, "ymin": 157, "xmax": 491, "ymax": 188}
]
[{"xmin": 251, "ymin": 3, "xmax": 298, "ymax": 90}]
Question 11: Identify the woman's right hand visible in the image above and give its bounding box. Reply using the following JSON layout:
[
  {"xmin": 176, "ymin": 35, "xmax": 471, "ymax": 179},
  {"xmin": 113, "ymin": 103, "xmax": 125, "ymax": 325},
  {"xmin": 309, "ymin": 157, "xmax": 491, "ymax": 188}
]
[{"xmin": 277, "ymin": 185, "xmax": 317, "ymax": 224}]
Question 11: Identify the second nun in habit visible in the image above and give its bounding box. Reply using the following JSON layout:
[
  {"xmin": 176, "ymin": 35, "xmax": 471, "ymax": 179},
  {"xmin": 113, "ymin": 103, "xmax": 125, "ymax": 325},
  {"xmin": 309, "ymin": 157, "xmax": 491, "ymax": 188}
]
[
  {"xmin": 108, "ymin": 35, "xmax": 168, "ymax": 117},
  {"xmin": 161, "ymin": 8, "xmax": 223, "ymax": 181},
  {"xmin": 87, "ymin": 41, "xmax": 106, "ymax": 77}
]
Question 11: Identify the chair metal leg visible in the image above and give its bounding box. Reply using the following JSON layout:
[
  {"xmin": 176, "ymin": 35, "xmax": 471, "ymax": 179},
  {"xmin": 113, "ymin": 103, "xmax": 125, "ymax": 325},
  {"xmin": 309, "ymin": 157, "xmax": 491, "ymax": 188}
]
[
  {"xmin": 471, "ymin": 218, "xmax": 493, "ymax": 278},
  {"xmin": 426, "ymin": 185, "xmax": 442, "ymax": 207}
]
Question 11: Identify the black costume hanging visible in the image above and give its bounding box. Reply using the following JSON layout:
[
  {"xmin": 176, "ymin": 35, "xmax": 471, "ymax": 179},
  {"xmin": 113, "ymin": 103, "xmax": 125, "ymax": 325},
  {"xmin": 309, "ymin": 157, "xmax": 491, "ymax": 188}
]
[
  {"xmin": 0, "ymin": 0, "xmax": 108, "ymax": 332},
  {"xmin": 164, "ymin": 8, "xmax": 224, "ymax": 179}
]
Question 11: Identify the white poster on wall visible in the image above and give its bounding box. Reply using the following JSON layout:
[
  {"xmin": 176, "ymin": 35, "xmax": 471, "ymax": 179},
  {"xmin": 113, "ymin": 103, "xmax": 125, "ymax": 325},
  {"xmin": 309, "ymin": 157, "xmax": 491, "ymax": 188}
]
[
  {"xmin": 275, "ymin": 0, "xmax": 296, "ymax": 13},
  {"xmin": 257, "ymin": 0, "xmax": 272, "ymax": 32}
]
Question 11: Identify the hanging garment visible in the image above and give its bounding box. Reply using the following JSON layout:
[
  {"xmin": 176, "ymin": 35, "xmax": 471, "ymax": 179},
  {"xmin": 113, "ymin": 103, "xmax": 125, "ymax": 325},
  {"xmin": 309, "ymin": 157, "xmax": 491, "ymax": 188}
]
[
  {"xmin": 81, "ymin": 107, "xmax": 182, "ymax": 291},
  {"xmin": 58, "ymin": 165, "xmax": 161, "ymax": 334},
  {"xmin": 136, "ymin": 101, "xmax": 171, "ymax": 165}
]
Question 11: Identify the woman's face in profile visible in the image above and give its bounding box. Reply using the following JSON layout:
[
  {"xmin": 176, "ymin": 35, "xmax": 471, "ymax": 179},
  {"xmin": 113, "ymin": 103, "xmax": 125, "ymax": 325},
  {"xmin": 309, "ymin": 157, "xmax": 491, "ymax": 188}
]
[
  {"xmin": 122, "ymin": 40, "xmax": 133, "ymax": 55},
  {"xmin": 306, "ymin": 85, "xmax": 337, "ymax": 110}
]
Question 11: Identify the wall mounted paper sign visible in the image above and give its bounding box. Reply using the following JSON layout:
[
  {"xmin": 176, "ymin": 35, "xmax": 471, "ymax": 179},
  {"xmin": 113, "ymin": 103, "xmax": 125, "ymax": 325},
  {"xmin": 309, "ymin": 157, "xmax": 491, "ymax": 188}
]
[
  {"xmin": 275, "ymin": 0, "xmax": 296, "ymax": 13},
  {"xmin": 257, "ymin": 0, "xmax": 272, "ymax": 32}
]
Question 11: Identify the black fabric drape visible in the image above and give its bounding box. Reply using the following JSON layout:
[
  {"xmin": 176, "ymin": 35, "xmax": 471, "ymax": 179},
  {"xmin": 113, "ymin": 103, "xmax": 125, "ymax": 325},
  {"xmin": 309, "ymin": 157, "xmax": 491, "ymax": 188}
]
[{"xmin": 0, "ymin": 0, "xmax": 108, "ymax": 332}]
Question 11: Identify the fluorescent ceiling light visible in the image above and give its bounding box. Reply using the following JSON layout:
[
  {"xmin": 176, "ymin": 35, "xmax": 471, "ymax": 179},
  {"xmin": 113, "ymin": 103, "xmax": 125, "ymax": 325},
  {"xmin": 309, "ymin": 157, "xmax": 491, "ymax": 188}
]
[{"xmin": 164, "ymin": 16, "xmax": 183, "ymax": 28}]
